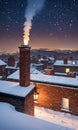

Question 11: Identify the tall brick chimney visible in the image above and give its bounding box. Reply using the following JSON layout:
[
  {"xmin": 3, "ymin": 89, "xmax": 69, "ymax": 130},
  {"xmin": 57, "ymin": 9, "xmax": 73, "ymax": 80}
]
[{"xmin": 19, "ymin": 45, "xmax": 31, "ymax": 87}]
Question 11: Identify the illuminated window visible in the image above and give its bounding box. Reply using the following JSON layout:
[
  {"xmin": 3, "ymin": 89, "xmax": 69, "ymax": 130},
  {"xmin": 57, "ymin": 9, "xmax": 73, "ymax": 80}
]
[
  {"xmin": 65, "ymin": 68, "xmax": 70, "ymax": 73},
  {"xmin": 62, "ymin": 98, "xmax": 69, "ymax": 110},
  {"xmin": 72, "ymin": 61, "xmax": 76, "ymax": 65}
]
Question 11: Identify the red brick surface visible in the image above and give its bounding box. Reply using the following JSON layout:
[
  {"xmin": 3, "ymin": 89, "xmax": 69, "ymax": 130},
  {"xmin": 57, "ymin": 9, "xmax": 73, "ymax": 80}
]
[
  {"xmin": 19, "ymin": 46, "xmax": 30, "ymax": 87},
  {"xmin": 35, "ymin": 83, "xmax": 78, "ymax": 115}
]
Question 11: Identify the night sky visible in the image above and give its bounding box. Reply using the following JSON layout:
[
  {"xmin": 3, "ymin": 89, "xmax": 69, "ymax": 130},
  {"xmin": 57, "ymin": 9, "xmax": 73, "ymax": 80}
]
[{"xmin": 0, "ymin": 0, "xmax": 78, "ymax": 53}]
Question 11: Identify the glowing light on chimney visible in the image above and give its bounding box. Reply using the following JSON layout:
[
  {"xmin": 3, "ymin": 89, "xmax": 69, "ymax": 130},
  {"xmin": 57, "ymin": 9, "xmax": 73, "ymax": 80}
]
[
  {"xmin": 23, "ymin": 21, "xmax": 32, "ymax": 45},
  {"xmin": 23, "ymin": 38, "xmax": 28, "ymax": 46}
]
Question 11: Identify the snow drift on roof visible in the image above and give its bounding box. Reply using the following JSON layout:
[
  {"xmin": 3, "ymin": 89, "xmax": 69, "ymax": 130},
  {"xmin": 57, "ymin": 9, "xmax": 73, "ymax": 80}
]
[
  {"xmin": 0, "ymin": 59, "xmax": 6, "ymax": 66},
  {"xmin": 0, "ymin": 102, "xmax": 72, "ymax": 130}
]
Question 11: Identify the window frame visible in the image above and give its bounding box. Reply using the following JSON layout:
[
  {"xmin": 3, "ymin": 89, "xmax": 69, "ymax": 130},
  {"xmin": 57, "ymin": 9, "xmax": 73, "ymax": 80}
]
[{"xmin": 62, "ymin": 98, "xmax": 69, "ymax": 111}]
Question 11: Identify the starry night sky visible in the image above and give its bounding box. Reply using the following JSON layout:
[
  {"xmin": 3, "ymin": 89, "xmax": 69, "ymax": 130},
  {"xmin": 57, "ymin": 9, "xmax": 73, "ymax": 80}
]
[{"xmin": 0, "ymin": 0, "xmax": 78, "ymax": 53}]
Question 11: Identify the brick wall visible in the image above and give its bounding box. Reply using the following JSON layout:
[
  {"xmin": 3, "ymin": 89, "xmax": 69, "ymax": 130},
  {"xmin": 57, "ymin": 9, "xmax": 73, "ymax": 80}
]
[
  {"xmin": 54, "ymin": 66, "xmax": 78, "ymax": 73},
  {"xmin": 0, "ymin": 66, "xmax": 6, "ymax": 76},
  {"xmin": 0, "ymin": 89, "xmax": 34, "ymax": 116},
  {"xmin": 0, "ymin": 93, "xmax": 24, "ymax": 112},
  {"xmin": 8, "ymin": 56, "xmax": 15, "ymax": 66},
  {"xmin": 24, "ymin": 90, "xmax": 34, "ymax": 116},
  {"xmin": 35, "ymin": 83, "xmax": 78, "ymax": 115}
]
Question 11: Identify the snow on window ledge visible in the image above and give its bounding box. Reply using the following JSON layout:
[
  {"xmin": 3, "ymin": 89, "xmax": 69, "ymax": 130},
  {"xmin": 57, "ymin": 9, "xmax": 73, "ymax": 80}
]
[{"xmin": 61, "ymin": 108, "xmax": 70, "ymax": 112}]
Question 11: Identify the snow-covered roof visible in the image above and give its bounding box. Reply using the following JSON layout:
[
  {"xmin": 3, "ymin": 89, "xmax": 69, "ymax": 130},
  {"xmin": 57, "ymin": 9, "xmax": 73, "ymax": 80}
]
[
  {"xmin": 6, "ymin": 65, "xmax": 18, "ymax": 69},
  {"xmin": 30, "ymin": 65, "xmax": 42, "ymax": 74},
  {"xmin": 35, "ymin": 106, "xmax": 78, "ymax": 130},
  {"xmin": 0, "ymin": 76, "xmax": 2, "ymax": 79},
  {"xmin": 0, "ymin": 102, "xmax": 71, "ymax": 130},
  {"xmin": 8, "ymin": 69, "xmax": 78, "ymax": 88},
  {"xmin": 0, "ymin": 80, "xmax": 34, "ymax": 98},
  {"xmin": 48, "ymin": 57, "xmax": 54, "ymax": 61},
  {"xmin": 8, "ymin": 68, "xmax": 43, "ymax": 80},
  {"xmin": 33, "ymin": 63, "xmax": 43, "ymax": 66},
  {"xmin": 54, "ymin": 60, "xmax": 78, "ymax": 66},
  {"xmin": 8, "ymin": 69, "xmax": 19, "ymax": 79},
  {"xmin": 39, "ymin": 58, "xmax": 48, "ymax": 62},
  {"xmin": 55, "ymin": 72, "xmax": 67, "ymax": 76},
  {"xmin": 30, "ymin": 74, "xmax": 78, "ymax": 88},
  {"xmin": 0, "ymin": 59, "xmax": 6, "ymax": 66}
]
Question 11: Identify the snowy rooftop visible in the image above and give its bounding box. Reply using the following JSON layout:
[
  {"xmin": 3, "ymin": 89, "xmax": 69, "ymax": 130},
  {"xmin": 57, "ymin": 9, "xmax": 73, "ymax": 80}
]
[
  {"xmin": 0, "ymin": 80, "xmax": 34, "ymax": 98},
  {"xmin": 38, "ymin": 58, "xmax": 46, "ymax": 61},
  {"xmin": 0, "ymin": 59, "xmax": 6, "ymax": 66},
  {"xmin": 8, "ymin": 70, "xmax": 78, "ymax": 88},
  {"xmin": 33, "ymin": 63, "xmax": 43, "ymax": 66},
  {"xmin": 54, "ymin": 60, "xmax": 78, "ymax": 66},
  {"xmin": 0, "ymin": 102, "xmax": 72, "ymax": 130},
  {"xmin": 48, "ymin": 57, "xmax": 54, "ymax": 61},
  {"xmin": 6, "ymin": 65, "xmax": 18, "ymax": 69},
  {"xmin": 35, "ymin": 106, "xmax": 78, "ymax": 130},
  {"xmin": 30, "ymin": 65, "xmax": 42, "ymax": 74},
  {"xmin": 30, "ymin": 74, "xmax": 78, "ymax": 88}
]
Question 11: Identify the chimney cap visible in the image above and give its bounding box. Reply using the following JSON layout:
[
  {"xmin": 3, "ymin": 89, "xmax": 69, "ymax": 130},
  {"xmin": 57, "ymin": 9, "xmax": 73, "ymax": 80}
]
[{"xmin": 19, "ymin": 44, "xmax": 31, "ymax": 49}]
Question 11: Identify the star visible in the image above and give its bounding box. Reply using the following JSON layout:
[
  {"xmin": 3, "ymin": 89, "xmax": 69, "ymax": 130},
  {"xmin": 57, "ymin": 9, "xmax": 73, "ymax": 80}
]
[
  {"xmin": 70, "ymin": 19, "xmax": 73, "ymax": 23},
  {"xmin": 69, "ymin": 23, "xmax": 73, "ymax": 28},
  {"xmin": 15, "ymin": 21, "xmax": 19, "ymax": 24},
  {"xmin": 54, "ymin": 23, "xmax": 57, "ymax": 27},
  {"xmin": 21, "ymin": 3, "xmax": 24, "ymax": 8},
  {"xmin": 54, "ymin": 5, "xmax": 57, "ymax": 8},
  {"xmin": 5, "ymin": 1, "xmax": 8, "ymax": 5},
  {"xmin": 49, "ymin": 33, "xmax": 53, "ymax": 37},
  {"xmin": 59, "ymin": 27, "xmax": 62, "ymax": 31},
  {"xmin": 6, "ymin": 28, "xmax": 9, "ymax": 31},
  {"xmin": 56, "ymin": 21, "xmax": 59, "ymax": 26}
]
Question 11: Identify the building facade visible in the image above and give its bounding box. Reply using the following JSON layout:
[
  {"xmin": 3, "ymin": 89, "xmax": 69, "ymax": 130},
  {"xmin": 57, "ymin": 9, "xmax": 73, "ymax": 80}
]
[
  {"xmin": 34, "ymin": 82, "xmax": 78, "ymax": 115},
  {"xmin": 54, "ymin": 59, "xmax": 78, "ymax": 75}
]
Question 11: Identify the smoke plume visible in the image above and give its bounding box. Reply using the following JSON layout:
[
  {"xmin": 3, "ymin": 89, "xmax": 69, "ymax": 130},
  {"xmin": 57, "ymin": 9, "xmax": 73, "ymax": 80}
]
[{"xmin": 23, "ymin": 0, "xmax": 45, "ymax": 45}]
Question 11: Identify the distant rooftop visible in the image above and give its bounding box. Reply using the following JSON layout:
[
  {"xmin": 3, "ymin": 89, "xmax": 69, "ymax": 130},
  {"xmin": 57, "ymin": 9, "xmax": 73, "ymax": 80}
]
[
  {"xmin": 0, "ymin": 59, "xmax": 6, "ymax": 66},
  {"xmin": 8, "ymin": 69, "xmax": 78, "ymax": 89},
  {"xmin": 6, "ymin": 65, "xmax": 18, "ymax": 69},
  {"xmin": 54, "ymin": 60, "xmax": 78, "ymax": 66}
]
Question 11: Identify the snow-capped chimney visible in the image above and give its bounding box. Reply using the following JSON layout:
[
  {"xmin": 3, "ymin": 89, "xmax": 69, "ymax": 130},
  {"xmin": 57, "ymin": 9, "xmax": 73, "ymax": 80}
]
[{"xmin": 19, "ymin": 45, "xmax": 31, "ymax": 87}]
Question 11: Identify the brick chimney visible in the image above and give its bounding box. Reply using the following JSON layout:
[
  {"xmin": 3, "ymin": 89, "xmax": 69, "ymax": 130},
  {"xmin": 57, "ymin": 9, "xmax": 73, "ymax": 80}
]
[
  {"xmin": 19, "ymin": 45, "xmax": 31, "ymax": 87},
  {"xmin": 8, "ymin": 55, "xmax": 15, "ymax": 66},
  {"xmin": 45, "ymin": 69, "xmax": 54, "ymax": 75},
  {"xmin": 63, "ymin": 58, "xmax": 68, "ymax": 64}
]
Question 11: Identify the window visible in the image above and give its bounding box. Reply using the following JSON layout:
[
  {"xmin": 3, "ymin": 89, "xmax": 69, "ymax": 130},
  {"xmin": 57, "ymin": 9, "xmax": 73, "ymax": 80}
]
[
  {"xmin": 62, "ymin": 98, "xmax": 69, "ymax": 110},
  {"xmin": 72, "ymin": 61, "xmax": 76, "ymax": 65},
  {"xmin": 65, "ymin": 68, "xmax": 70, "ymax": 73}
]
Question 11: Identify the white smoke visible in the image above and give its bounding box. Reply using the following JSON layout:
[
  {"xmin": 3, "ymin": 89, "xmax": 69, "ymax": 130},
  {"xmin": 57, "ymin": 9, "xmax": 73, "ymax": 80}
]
[{"xmin": 23, "ymin": 0, "xmax": 45, "ymax": 45}]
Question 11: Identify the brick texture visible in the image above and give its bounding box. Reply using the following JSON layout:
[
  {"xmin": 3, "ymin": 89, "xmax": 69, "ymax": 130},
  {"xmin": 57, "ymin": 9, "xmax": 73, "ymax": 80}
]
[
  {"xmin": 24, "ymin": 90, "xmax": 34, "ymax": 116},
  {"xmin": 35, "ymin": 83, "xmax": 78, "ymax": 115},
  {"xmin": 0, "ymin": 89, "xmax": 34, "ymax": 116},
  {"xmin": 54, "ymin": 66, "xmax": 78, "ymax": 73},
  {"xmin": 19, "ymin": 46, "xmax": 30, "ymax": 87}
]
